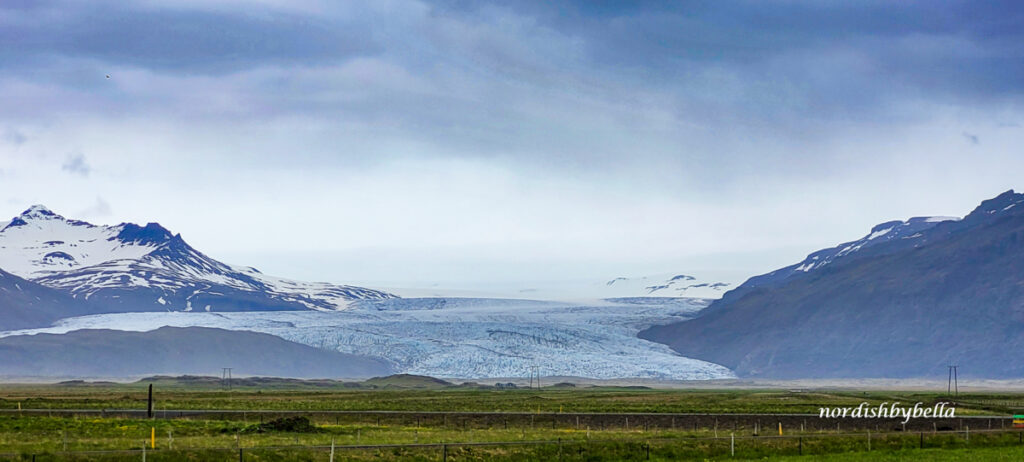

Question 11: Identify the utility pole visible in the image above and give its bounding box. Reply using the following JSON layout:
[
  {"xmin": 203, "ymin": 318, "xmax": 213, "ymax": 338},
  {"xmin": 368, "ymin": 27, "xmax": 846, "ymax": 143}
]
[
  {"xmin": 953, "ymin": 365, "xmax": 959, "ymax": 397},
  {"xmin": 947, "ymin": 365, "xmax": 959, "ymax": 397},
  {"xmin": 222, "ymin": 368, "xmax": 233, "ymax": 390},
  {"xmin": 147, "ymin": 384, "xmax": 153, "ymax": 419}
]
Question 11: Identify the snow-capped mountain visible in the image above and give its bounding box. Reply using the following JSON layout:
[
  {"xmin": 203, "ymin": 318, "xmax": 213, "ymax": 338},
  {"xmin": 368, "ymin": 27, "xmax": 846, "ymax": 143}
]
[{"xmin": 0, "ymin": 205, "xmax": 395, "ymax": 313}]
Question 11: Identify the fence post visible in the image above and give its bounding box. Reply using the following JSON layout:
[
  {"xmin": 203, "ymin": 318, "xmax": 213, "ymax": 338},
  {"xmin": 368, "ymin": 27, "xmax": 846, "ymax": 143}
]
[
  {"xmin": 920, "ymin": 432, "xmax": 924, "ymax": 449},
  {"xmin": 867, "ymin": 430, "xmax": 871, "ymax": 451},
  {"xmin": 731, "ymin": 433, "xmax": 735, "ymax": 457},
  {"xmin": 443, "ymin": 443, "xmax": 448, "ymax": 462},
  {"xmin": 239, "ymin": 447, "xmax": 243, "ymax": 462},
  {"xmin": 798, "ymin": 437, "xmax": 802, "ymax": 455}
]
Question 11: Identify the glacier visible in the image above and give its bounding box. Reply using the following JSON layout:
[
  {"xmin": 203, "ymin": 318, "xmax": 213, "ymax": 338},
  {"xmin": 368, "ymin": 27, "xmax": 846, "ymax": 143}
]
[{"xmin": 0, "ymin": 297, "xmax": 735, "ymax": 380}]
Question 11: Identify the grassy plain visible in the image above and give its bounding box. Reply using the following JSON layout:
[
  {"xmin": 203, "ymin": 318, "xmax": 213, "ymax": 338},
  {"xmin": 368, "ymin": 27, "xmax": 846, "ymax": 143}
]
[{"xmin": 0, "ymin": 379, "xmax": 1022, "ymax": 460}]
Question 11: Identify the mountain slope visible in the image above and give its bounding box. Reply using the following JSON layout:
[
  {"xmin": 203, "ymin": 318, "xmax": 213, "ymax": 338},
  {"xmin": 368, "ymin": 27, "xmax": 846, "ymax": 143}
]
[
  {"xmin": 0, "ymin": 326, "xmax": 393, "ymax": 378},
  {"xmin": 730, "ymin": 216, "xmax": 957, "ymax": 299},
  {"xmin": 0, "ymin": 268, "xmax": 99, "ymax": 331},
  {"xmin": 640, "ymin": 190, "xmax": 1024, "ymax": 378},
  {"xmin": 0, "ymin": 206, "xmax": 395, "ymax": 313}
]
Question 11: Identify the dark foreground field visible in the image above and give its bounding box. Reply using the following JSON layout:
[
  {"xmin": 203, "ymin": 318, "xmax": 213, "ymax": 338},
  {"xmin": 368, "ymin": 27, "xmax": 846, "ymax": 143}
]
[{"xmin": 1, "ymin": 378, "xmax": 1024, "ymax": 461}]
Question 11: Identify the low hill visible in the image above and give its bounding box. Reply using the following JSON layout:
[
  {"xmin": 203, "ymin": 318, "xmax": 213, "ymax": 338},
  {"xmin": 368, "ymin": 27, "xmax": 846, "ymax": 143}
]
[
  {"xmin": 362, "ymin": 374, "xmax": 454, "ymax": 389},
  {"xmin": 0, "ymin": 327, "xmax": 393, "ymax": 378}
]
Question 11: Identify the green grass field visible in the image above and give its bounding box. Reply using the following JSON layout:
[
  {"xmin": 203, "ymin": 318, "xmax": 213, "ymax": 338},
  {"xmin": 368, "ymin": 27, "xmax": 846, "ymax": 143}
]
[
  {"xmin": 0, "ymin": 378, "xmax": 1014, "ymax": 414},
  {"xmin": 0, "ymin": 380, "xmax": 1022, "ymax": 460}
]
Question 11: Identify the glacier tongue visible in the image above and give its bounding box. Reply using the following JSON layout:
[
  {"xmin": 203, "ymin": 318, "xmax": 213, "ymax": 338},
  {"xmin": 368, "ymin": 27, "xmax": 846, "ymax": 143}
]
[{"xmin": 0, "ymin": 297, "xmax": 734, "ymax": 380}]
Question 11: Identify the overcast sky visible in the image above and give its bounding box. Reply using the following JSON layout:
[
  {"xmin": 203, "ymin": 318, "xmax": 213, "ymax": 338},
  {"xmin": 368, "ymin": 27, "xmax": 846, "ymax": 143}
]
[{"xmin": 1, "ymin": 0, "xmax": 1022, "ymax": 290}]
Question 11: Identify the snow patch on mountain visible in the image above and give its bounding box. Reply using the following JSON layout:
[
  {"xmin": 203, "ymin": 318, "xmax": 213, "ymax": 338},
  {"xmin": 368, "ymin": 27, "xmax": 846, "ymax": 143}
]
[{"xmin": 740, "ymin": 215, "xmax": 961, "ymax": 291}]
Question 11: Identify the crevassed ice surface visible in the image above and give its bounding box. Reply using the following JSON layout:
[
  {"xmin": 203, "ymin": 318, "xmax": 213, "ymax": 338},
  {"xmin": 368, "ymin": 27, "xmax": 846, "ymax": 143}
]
[{"xmin": 1, "ymin": 297, "xmax": 735, "ymax": 380}]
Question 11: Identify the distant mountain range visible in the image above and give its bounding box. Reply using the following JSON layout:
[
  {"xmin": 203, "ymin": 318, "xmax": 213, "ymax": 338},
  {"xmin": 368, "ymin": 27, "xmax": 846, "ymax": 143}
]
[
  {"xmin": 641, "ymin": 190, "xmax": 1024, "ymax": 378},
  {"xmin": 605, "ymin": 273, "xmax": 732, "ymax": 296},
  {"xmin": 9, "ymin": 190, "xmax": 1024, "ymax": 381},
  {"xmin": 0, "ymin": 205, "xmax": 394, "ymax": 323},
  {"xmin": 455, "ymin": 272, "xmax": 735, "ymax": 300}
]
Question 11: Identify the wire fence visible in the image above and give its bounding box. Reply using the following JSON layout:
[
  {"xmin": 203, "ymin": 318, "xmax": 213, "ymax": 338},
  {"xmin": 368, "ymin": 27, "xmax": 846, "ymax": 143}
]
[
  {"xmin": 2, "ymin": 427, "xmax": 1024, "ymax": 461},
  {"xmin": 0, "ymin": 409, "xmax": 1010, "ymax": 433}
]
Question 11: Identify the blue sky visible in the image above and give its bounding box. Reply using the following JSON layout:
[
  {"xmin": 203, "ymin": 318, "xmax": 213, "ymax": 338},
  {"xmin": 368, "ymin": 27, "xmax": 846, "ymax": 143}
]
[{"xmin": 1, "ymin": 0, "xmax": 1022, "ymax": 291}]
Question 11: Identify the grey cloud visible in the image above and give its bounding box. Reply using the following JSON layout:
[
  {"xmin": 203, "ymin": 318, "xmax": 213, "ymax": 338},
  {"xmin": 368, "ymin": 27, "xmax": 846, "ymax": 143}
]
[
  {"xmin": 3, "ymin": 128, "xmax": 25, "ymax": 145},
  {"xmin": 2, "ymin": 1, "xmax": 1020, "ymax": 125},
  {"xmin": 472, "ymin": 1, "xmax": 1024, "ymax": 117},
  {"xmin": 0, "ymin": 2, "xmax": 380, "ymax": 74},
  {"xmin": 61, "ymin": 153, "xmax": 91, "ymax": 177},
  {"xmin": 963, "ymin": 132, "xmax": 980, "ymax": 145},
  {"xmin": 0, "ymin": 0, "xmax": 1021, "ymax": 185}
]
